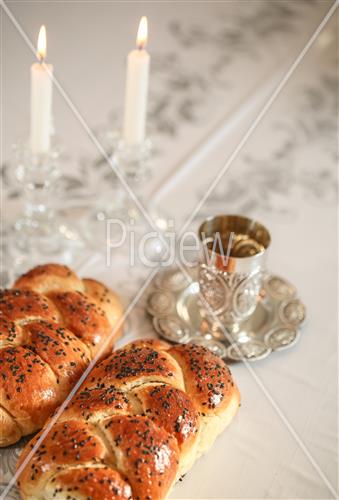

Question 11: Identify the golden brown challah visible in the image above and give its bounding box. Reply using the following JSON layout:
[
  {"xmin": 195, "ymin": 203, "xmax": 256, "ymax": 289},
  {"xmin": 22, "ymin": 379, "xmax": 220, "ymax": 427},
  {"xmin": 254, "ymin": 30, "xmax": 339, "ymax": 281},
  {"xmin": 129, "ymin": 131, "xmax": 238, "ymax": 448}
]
[
  {"xmin": 0, "ymin": 263, "xmax": 123, "ymax": 447},
  {"xmin": 18, "ymin": 339, "xmax": 240, "ymax": 499}
]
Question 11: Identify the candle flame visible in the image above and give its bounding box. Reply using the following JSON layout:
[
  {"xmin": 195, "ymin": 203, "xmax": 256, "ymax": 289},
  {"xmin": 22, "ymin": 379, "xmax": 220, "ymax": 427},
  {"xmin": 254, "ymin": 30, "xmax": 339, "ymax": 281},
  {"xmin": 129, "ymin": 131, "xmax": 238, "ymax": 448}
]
[
  {"xmin": 136, "ymin": 16, "xmax": 148, "ymax": 50},
  {"xmin": 37, "ymin": 25, "xmax": 47, "ymax": 61}
]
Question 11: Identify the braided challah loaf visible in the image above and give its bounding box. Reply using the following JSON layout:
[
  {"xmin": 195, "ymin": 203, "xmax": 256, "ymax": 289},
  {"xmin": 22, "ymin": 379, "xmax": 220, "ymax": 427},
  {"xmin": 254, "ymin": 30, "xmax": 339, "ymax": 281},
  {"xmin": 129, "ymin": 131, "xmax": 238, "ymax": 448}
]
[
  {"xmin": 17, "ymin": 339, "xmax": 240, "ymax": 499},
  {"xmin": 0, "ymin": 263, "xmax": 123, "ymax": 447}
]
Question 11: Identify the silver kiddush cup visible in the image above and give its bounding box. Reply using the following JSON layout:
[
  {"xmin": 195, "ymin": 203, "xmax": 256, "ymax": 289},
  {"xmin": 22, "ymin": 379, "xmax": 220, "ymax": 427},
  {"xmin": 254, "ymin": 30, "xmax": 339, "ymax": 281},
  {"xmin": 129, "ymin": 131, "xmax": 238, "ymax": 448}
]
[{"xmin": 198, "ymin": 214, "xmax": 271, "ymax": 335}]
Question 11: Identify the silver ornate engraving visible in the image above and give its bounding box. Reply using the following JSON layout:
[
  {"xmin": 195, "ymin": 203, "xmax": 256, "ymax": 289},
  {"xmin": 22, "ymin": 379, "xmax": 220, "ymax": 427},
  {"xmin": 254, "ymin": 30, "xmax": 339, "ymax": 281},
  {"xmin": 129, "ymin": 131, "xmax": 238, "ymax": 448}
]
[
  {"xmin": 227, "ymin": 340, "xmax": 271, "ymax": 361},
  {"xmin": 265, "ymin": 276, "xmax": 296, "ymax": 299},
  {"xmin": 232, "ymin": 272, "xmax": 262, "ymax": 319},
  {"xmin": 146, "ymin": 266, "xmax": 306, "ymax": 362},
  {"xmin": 153, "ymin": 316, "xmax": 191, "ymax": 343},
  {"xmin": 156, "ymin": 268, "xmax": 190, "ymax": 291},
  {"xmin": 199, "ymin": 264, "xmax": 262, "ymax": 327},
  {"xmin": 189, "ymin": 337, "xmax": 227, "ymax": 359},
  {"xmin": 147, "ymin": 290, "xmax": 174, "ymax": 316},
  {"xmin": 265, "ymin": 326, "xmax": 299, "ymax": 351},
  {"xmin": 279, "ymin": 299, "xmax": 306, "ymax": 327},
  {"xmin": 198, "ymin": 265, "xmax": 230, "ymax": 315}
]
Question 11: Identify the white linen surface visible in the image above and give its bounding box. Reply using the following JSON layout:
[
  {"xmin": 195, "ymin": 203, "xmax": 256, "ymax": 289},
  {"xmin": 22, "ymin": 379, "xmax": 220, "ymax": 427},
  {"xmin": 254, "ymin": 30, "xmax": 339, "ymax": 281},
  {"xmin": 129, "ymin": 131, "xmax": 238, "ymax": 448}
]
[{"xmin": 2, "ymin": 2, "xmax": 337, "ymax": 499}]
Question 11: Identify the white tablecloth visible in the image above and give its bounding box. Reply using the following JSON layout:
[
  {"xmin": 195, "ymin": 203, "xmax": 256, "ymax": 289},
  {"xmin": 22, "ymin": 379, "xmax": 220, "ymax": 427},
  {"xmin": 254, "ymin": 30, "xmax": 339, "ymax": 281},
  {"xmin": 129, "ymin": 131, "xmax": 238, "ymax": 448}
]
[{"xmin": 1, "ymin": 1, "xmax": 337, "ymax": 499}]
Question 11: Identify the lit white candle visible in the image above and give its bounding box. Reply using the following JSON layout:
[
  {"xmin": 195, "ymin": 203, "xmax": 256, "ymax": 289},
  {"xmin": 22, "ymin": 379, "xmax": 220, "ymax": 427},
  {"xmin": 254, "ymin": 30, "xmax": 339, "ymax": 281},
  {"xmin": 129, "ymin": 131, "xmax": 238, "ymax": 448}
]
[
  {"xmin": 123, "ymin": 16, "xmax": 150, "ymax": 145},
  {"xmin": 30, "ymin": 25, "xmax": 53, "ymax": 155}
]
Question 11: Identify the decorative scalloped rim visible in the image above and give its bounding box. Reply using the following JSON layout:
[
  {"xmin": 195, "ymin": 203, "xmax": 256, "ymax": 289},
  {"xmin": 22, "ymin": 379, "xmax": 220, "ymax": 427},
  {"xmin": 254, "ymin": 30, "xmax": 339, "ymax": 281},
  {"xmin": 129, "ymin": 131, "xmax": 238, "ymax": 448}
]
[{"xmin": 146, "ymin": 267, "xmax": 306, "ymax": 362}]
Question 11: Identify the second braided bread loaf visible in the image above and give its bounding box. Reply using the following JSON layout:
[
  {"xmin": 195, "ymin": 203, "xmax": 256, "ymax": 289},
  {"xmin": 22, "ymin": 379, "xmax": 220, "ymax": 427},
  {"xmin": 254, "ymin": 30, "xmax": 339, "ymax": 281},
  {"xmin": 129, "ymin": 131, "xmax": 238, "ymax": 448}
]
[{"xmin": 18, "ymin": 339, "xmax": 240, "ymax": 499}]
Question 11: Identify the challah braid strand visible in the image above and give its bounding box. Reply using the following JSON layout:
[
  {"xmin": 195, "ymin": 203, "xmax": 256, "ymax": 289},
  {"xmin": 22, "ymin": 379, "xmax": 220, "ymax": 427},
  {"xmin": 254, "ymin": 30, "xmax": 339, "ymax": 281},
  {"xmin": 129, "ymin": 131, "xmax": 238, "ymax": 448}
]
[
  {"xmin": 17, "ymin": 339, "xmax": 240, "ymax": 500},
  {"xmin": 0, "ymin": 264, "xmax": 123, "ymax": 447},
  {"xmin": 13, "ymin": 263, "xmax": 124, "ymax": 358}
]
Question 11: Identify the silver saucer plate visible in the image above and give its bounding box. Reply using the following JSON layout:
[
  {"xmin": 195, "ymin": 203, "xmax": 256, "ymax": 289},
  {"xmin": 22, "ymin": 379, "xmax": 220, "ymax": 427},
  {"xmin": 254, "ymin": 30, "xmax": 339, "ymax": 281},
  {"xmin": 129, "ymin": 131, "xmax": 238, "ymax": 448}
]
[{"xmin": 146, "ymin": 267, "xmax": 306, "ymax": 362}]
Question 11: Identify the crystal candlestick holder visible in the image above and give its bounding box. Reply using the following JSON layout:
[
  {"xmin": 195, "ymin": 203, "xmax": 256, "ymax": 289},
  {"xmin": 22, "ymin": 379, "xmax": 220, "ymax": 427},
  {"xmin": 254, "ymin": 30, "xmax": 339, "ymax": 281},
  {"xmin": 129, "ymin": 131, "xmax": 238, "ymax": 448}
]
[
  {"xmin": 83, "ymin": 134, "xmax": 171, "ymax": 262},
  {"xmin": 103, "ymin": 136, "xmax": 152, "ymax": 221},
  {"xmin": 10, "ymin": 142, "xmax": 83, "ymax": 272},
  {"xmin": 82, "ymin": 136, "xmax": 152, "ymax": 248},
  {"xmin": 14, "ymin": 144, "xmax": 61, "ymax": 251}
]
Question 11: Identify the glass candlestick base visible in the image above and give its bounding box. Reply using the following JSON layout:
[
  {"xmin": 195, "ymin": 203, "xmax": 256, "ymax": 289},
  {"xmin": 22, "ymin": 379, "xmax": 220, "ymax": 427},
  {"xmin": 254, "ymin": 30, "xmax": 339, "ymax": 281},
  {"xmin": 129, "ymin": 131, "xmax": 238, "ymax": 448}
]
[
  {"xmin": 8, "ymin": 142, "xmax": 84, "ymax": 273},
  {"xmin": 82, "ymin": 136, "xmax": 151, "ymax": 247},
  {"xmin": 82, "ymin": 134, "xmax": 173, "ymax": 258},
  {"xmin": 104, "ymin": 137, "xmax": 152, "ymax": 221}
]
